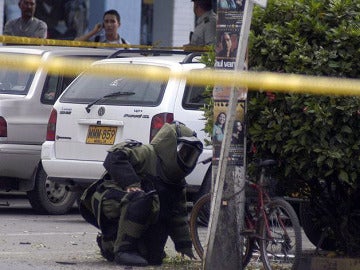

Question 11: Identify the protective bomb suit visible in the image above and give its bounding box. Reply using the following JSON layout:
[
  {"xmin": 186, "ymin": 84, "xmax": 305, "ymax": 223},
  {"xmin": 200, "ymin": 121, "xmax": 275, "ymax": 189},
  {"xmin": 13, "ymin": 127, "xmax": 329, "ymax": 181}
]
[{"xmin": 79, "ymin": 122, "xmax": 203, "ymax": 266}]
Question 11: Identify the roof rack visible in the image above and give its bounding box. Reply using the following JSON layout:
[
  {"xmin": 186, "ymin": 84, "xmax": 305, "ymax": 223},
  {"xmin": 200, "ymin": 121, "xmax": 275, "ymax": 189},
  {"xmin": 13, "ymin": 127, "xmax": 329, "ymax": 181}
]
[
  {"xmin": 181, "ymin": 52, "xmax": 203, "ymax": 63},
  {"xmin": 107, "ymin": 49, "xmax": 204, "ymax": 64}
]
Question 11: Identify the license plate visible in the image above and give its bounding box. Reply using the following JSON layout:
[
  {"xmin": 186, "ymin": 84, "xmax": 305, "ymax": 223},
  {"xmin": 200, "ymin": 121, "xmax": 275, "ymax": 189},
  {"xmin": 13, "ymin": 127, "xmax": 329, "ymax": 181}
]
[{"xmin": 86, "ymin": 126, "xmax": 117, "ymax": 145}]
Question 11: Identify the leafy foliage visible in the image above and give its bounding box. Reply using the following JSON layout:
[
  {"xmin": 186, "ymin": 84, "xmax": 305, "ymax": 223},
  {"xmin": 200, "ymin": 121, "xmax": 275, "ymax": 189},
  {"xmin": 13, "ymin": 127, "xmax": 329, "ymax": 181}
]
[
  {"xmin": 200, "ymin": 48, "xmax": 216, "ymax": 145},
  {"xmin": 247, "ymin": 0, "xmax": 360, "ymax": 254},
  {"xmin": 202, "ymin": 0, "xmax": 360, "ymax": 255},
  {"xmin": 248, "ymin": 0, "xmax": 360, "ymax": 185}
]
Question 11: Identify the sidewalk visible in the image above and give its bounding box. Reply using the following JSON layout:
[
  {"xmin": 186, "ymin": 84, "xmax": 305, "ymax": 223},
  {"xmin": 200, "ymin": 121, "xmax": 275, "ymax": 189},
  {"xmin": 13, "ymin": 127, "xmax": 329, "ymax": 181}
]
[{"xmin": 298, "ymin": 251, "xmax": 360, "ymax": 270}]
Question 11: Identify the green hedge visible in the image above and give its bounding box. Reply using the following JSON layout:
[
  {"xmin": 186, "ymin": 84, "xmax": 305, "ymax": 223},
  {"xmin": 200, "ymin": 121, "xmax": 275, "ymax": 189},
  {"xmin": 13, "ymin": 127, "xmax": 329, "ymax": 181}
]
[
  {"xmin": 202, "ymin": 0, "xmax": 360, "ymax": 254},
  {"xmin": 248, "ymin": 0, "xmax": 360, "ymax": 185},
  {"xmin": 247, "ymin": 0, "xmax": 360, "ymax": 254}
]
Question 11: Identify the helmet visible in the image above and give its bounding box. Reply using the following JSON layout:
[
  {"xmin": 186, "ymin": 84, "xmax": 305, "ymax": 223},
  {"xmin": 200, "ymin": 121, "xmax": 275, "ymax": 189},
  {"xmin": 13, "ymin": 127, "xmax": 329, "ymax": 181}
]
[
  {"xmin": 175, "ymin": 122, "xmax": 203, "ymax": 172},
  {"xmin": 151, "ymin": 122, "xmax": 203, "ymax": 182}
]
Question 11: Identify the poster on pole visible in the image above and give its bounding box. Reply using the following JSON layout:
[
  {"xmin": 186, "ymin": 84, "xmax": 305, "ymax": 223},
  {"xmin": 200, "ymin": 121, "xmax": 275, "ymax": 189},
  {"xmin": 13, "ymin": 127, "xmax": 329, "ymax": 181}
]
[
  {"xmin": 213, "ymin": 0, "xmax": 247, "ymax": 164},
  {"xmin": 212, "ymin": 99, "xmax": 245, "ymax": 165},
  {"xmin": 205, "ymin": 1, "xmax": 267, "ymax": 268}
]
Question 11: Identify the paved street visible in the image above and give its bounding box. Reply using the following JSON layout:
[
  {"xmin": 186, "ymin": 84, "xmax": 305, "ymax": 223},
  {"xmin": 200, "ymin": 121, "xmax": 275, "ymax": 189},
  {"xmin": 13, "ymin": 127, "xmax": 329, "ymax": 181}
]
[
  {"xmin": 0, "ymin": 192, "xmax": 200, "ymax": 270},
  {"xmin": 0, "ymin": 192, "xmax": 317, "ymax": 270}
]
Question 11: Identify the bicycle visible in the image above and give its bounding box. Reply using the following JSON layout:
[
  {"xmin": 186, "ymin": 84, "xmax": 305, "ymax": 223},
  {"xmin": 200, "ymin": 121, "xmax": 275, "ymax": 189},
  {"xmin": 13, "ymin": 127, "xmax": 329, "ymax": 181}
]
[{"xmin": 189, "ymin": 159, "xmax": 302, "ymax": 270}]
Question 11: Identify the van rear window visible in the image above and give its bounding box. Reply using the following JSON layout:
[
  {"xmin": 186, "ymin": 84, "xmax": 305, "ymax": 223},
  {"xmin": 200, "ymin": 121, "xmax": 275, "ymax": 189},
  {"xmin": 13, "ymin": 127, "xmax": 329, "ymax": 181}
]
[
  {"xmin": 0, "ymin": 68, "xmax": 34, "ymax": 95},
  {"xmin": 60, "ymin": 69, "xmax": 167, "ymax": 106}
]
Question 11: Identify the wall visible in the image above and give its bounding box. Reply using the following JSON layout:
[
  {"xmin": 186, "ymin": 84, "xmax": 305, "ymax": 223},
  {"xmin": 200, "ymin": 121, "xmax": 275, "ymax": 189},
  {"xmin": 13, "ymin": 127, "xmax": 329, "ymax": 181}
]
[
  {"xmin": 88, "ymin": 0, "xmax": 141, "ymax": 44},
  {"xmin": 105, "ymin": 0, "xmax": 141, "ymax": 44},
  {"xmin": 0, "ymin": 0, "xmax": 4, "ymax": 35},
  {"xmin": 88, "ymin": 0, "xmax": 103, "ymax": 28},
  {"xmin": 173, "ymin": 0, "xmax": 194, "ymax": 46},
  {"xmin": 152, "ymin": 0, "xmax": 174, "ymax": 47},
  {"xmin": 152, "ymin": 0, "xmax": 194, "ymax": 47}
]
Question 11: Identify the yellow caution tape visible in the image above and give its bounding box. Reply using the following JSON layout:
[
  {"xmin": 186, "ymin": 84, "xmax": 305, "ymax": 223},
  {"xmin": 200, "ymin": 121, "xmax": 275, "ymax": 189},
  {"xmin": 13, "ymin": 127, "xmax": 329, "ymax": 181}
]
[
  {"xmin": 0, "ymin": 35, "xmax": 208, "ymax": 52},
  {"xmin": 0, "ymin": 44, "xmax": 359, "ymax": 97}
]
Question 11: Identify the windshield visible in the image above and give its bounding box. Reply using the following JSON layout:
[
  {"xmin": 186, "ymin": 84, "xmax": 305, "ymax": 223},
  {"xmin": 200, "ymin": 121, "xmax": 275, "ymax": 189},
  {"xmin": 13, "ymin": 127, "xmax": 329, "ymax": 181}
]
[
  {"xmin": 0, "ymin": 68, "xmax": 34, "ymax": 95},
  {"xmin": 60, "ymin": 65, "xmax": 168, "ymax": 107}
]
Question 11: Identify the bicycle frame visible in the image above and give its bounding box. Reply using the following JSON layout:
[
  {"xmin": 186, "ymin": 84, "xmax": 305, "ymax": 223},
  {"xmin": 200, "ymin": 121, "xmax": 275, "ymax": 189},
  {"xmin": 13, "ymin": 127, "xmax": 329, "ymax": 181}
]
[
  {"xmin": 190, "ymin": 159, "xmax": 302, "ymax": 269},
  {"xmin": 243, "ymin": 166, "xmax": 272, "ymax": 238},
  {"xmin": 245, "ymin": 166, "xmax": 293, "ymax": 250}
]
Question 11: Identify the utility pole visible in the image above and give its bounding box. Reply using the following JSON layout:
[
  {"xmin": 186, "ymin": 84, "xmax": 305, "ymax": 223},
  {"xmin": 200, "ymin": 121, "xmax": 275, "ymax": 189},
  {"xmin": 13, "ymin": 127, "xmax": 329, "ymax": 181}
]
[{"xmin": 203, "ymin": 1, "xmax": 267, "ymax": 269}]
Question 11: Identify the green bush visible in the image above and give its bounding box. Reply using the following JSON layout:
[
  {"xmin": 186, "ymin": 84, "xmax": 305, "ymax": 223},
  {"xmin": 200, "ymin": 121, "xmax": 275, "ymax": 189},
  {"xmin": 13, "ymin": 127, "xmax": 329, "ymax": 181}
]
[
  {"xmin": 202, "ymin": 0, "xmax": 360, "ymax": 254},
  {"xmin": 247, "ymin": 0, "xmax": 360, "ymax": 254}
]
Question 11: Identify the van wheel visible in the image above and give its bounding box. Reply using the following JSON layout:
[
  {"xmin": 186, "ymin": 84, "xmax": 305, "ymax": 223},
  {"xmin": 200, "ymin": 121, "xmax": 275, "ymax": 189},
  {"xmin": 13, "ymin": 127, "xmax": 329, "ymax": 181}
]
[
  {"xmin": 27, "ymin": 165, "xmax": 79, "ymax": 215},
  {"xmin": 299, "ymin": 201, "xmax": 337, "ymax": 251}
]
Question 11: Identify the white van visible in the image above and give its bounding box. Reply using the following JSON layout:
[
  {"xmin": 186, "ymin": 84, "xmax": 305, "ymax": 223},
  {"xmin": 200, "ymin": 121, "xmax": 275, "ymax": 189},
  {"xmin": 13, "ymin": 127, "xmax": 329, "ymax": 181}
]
[{"xmin": 41, "ymin": 51, "xmax": 212, "ymax": 202}]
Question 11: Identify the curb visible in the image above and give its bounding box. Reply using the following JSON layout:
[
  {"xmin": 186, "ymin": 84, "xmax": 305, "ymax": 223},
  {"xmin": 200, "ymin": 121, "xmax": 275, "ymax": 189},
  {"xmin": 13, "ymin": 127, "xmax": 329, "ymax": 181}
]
[{"xmin": 299, "ymin": 252, "xmax": 360, "ymax": 270}]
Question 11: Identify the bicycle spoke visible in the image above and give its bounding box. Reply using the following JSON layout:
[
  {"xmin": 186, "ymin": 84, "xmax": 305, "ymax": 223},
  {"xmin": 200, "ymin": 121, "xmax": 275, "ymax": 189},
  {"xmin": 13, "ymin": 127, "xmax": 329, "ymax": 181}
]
[
  {"xmin": 189, "ymin": 193, "xmax": 255, "ymax": 267},
  {"xmin": 259, "ymin": 198, "xmax": 302, "ymax": 270}
]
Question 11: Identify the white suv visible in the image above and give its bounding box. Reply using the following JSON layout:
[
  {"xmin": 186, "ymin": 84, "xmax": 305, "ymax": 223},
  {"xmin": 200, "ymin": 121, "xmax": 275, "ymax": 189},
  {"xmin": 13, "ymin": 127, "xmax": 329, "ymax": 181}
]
[
  {"xmin": 41, "ymin": 51, "xmax": 212, "ymax": 201},
  {"xmin": 0, "ymin": 46, "xmax": 114, "ymax": 214}
]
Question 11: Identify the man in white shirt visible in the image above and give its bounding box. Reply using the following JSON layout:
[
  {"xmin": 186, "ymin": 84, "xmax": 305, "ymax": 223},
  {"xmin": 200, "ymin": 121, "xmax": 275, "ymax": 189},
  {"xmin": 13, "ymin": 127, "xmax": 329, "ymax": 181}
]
[
  {"xmin": 4, "ymin": 0, "xmax": 47, "ymax": 38},
  {"xmin": 76, "ymin": 9, "xmax": 128, "ymax": 45}
]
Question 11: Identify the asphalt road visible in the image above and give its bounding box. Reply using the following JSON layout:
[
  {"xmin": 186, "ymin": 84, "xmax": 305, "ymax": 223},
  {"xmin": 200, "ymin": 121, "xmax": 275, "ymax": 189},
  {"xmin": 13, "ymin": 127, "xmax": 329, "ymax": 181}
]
[
  {"xmin": 0, "ymin": 193, "xmax": 187, "ymax": 270},
  {"xmin": 0, "ymin": 193, "xmax": 316, "ymax": 270}
]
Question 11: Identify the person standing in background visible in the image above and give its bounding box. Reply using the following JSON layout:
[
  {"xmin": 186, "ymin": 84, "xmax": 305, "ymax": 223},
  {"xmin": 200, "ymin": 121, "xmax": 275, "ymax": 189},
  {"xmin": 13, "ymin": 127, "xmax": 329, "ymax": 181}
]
[
  {"xmin": 185, "ymin": 0, "xmax": 216, "ymax": 46},
  {"xmin": 4, "ymin": 0, "xmax": 47, "ymax": 38},
  {"xmin": 75, "ymin": 9, "xmax": 128, "ymax": 44}
]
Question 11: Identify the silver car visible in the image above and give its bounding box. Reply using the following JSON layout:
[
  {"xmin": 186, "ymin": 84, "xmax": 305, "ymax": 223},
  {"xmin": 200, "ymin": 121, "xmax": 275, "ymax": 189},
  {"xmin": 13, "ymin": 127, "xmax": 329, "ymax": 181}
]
[{"xmin": 0, "ymin": 46, "xmax": 114, "ymax": 214}]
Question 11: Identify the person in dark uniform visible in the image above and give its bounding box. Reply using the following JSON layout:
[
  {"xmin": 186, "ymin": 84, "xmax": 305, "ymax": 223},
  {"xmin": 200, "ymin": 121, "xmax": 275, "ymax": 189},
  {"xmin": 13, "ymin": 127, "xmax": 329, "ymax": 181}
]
[
  {"xmin": 185, "ymin": 0, "xmax": 216, "ymax": 46},
  {"xmin": 79, "ymin": 122, "xmax": 203, "ymax": 266}
]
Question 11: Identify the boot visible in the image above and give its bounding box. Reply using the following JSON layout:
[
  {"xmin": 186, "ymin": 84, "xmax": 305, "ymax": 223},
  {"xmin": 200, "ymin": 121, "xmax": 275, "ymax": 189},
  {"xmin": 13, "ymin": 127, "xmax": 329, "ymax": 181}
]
[
  {"xmin": 96, "ymin": 233, "xmax": 114, "ymax": 261},
  {"xmin": 114, "ymin": 251, "xmax": 148, "ymax": 266}
]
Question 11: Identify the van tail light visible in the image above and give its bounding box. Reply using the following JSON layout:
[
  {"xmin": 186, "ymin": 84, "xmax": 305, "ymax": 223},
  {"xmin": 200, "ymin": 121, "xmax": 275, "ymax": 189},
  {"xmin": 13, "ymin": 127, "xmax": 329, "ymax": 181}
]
[
  {"xmin": 46, "ymin": 109, "xmax": 57, "ymax": 141},
  {"xmin": 150, "ymin": 113, "xmax": 174, "ymax": 142},
  {"xmin": 0, "ymin": 117, "xmax": 7, "ymax": 137}
]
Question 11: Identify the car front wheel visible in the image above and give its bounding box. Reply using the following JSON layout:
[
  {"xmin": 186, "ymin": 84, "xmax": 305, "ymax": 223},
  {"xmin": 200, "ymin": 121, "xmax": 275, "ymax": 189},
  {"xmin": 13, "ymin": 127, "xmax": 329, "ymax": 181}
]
[{"xmin": 27, "ymin": 165, "xmax": 79, "ymax": 215}]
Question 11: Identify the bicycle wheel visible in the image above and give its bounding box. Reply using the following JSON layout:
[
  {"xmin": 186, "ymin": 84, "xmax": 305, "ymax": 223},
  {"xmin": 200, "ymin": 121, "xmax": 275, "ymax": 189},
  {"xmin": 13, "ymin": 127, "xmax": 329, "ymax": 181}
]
[
  {"xmin": 189, "ymin": 193, "xmax": 254, "ymax": 267},
  {"xmin": 189, "ymin": 193, "xmax": 211, "ymax": 259},
  {"xmin": 259, "ymin": 198, "xmax": 302, "ymax": 270}
]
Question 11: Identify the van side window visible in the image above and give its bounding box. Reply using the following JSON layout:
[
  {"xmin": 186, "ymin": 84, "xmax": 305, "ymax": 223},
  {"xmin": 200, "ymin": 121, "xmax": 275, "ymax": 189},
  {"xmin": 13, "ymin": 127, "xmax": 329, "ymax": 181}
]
[
  {"xmin": 41, "ymin": 74, "xmax": 76, "ymax": 104},
  {"xmin": 42, "ymin": 75, "xmax": 59, "ymax": 103},
  {"xmin": 0, "ymin": 69, "xmax": 33, "ymax": 94},
  {"xmin": 182, "ymin": 85, "xmax": 207, "ymax": 110}
]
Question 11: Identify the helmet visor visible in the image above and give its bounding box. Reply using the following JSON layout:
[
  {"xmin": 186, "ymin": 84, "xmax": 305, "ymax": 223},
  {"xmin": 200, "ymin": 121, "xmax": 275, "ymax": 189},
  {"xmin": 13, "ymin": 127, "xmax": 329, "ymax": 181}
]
[{"xmin": 177, "ymin": 137, "xmax": 203, "ymax": 169}]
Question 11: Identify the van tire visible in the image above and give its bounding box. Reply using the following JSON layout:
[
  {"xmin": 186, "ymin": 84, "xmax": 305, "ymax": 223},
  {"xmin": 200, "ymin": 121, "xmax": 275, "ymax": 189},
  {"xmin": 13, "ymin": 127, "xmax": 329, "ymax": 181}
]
[
  {"xmin": 27, "ymin": 165, "xmax": 79, "ymax": 215},
  {"xmin": 299, "ymin": 201, "xmax": 337, "ymax": 250}
]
